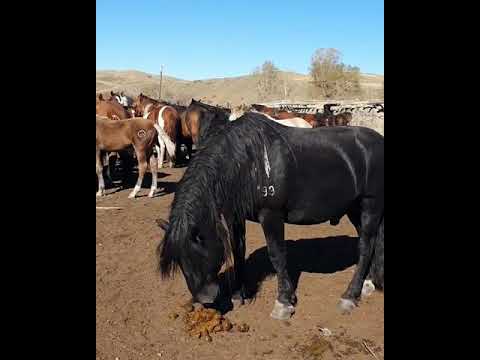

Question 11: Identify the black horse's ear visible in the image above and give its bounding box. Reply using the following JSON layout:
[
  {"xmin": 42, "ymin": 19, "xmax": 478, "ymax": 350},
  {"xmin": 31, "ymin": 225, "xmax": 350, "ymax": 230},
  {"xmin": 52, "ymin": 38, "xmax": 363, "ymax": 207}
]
[{"xmin": 156, "ymin": 218, "xmax": 169, "ymax": 231}]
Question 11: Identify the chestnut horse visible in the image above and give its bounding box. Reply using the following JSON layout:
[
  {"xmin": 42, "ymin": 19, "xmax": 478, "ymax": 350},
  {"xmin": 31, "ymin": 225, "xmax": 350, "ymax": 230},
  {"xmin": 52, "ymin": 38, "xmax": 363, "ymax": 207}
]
[
  {"xmin": 96, "ymin": 94, "xmax": 132, "ymax": 120},
  {"xmin": 183, "ymin": 99, "xmax": 231, "ymax": 148},
  {"xmin": 96, "ymin": 116, "xmax": 175, "ymax": 198},
  {"xmin": 109, "ymin": 91, "xmax": 135, "ymax": 117}
]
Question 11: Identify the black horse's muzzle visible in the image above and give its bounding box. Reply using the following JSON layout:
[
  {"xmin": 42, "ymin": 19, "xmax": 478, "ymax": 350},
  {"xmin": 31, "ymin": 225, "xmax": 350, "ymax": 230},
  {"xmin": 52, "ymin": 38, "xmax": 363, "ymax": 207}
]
[{"xmin": 194, "ymin": 282, "xmax": 220, "ymax": 305}]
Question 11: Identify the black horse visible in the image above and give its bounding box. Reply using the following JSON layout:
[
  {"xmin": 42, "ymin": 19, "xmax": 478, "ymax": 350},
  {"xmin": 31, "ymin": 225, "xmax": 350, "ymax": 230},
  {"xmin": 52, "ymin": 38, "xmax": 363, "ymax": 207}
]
[{"xmin": 157, "ymin": 112, "xmax": 384, "ymax": 320}]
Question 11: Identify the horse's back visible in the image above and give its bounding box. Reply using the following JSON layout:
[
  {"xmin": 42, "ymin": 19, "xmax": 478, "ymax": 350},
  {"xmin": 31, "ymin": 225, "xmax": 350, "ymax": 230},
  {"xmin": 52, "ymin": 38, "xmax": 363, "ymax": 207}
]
[{"xmin": 230, "ymin": 115, "xmax": 384, "ymax": 224}]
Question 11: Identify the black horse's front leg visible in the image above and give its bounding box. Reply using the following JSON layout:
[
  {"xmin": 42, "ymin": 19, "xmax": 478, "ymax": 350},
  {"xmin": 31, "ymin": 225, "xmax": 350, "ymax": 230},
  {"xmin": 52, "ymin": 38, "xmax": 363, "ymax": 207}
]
[{"xmin": 259, "ymin": 209, "xmax": 296, "ymax": 320}]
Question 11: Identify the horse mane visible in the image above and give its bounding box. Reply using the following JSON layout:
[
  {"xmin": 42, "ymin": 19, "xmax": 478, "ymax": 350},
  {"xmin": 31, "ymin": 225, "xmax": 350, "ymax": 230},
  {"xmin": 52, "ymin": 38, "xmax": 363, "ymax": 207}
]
[
  {"xmin": 190, "ymin": 99, "xmax": 230, "ymax": 145},
  {"xmin": 158, "ymin": 113, "xmax": 288, "ymax": 278}
]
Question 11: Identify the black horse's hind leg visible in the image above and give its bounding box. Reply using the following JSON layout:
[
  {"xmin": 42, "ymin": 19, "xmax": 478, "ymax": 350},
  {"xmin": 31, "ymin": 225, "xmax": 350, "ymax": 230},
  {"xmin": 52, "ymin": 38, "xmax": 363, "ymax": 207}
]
[
  {"xmin": 259, "ymin": 209, "xmax": 296, "ymax": 320},
  {"xmin": 231, "ymin": 220, "xmax": 247, "ymax": 305},
  {"xmin": 368, "ymin": 216, "xmax": 384, "ymax": 290},
  {"xmin": 347, "ymin": 207, "xmax": 382, "ymax": 298},
  {"xmin": 340, "ymin": 199, "xmax": 382, "ymax": 313}
]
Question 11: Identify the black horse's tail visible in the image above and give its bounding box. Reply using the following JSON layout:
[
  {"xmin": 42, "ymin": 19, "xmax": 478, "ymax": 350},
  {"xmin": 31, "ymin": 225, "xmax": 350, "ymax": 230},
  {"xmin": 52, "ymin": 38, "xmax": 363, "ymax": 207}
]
[{"xmin": 369, "ymin": 215, "xmax": 384, "ymax": 290}]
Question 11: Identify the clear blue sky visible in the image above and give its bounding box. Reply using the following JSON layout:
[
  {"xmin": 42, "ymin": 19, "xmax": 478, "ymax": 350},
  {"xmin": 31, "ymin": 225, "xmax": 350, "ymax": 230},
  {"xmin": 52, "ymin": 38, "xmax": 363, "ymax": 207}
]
[{"xmin": 96, "ymin": 0, "xmax": 383, "ymax": 80}]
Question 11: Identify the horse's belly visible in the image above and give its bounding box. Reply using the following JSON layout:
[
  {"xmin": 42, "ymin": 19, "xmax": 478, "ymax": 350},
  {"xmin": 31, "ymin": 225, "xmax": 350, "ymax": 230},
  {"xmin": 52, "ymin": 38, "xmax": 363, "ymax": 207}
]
[
  {"xmin": 286, "ymin": 207, "xmax": 347, "ymax": 225},
  {"xmin": 285, "ymin": 193, "xmax": 354, "ymax": 225}
]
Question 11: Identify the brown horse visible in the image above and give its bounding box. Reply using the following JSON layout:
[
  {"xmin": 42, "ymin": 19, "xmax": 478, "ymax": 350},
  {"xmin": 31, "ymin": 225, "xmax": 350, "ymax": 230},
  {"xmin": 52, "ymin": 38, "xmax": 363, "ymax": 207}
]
[
  {"xmin": 332, "ymin": 112, "xmax": 352, "ymax": 126},
  {"xmin": 96, "ymin": 116, "xmax": 175, "ymax": 198},
  {"xmin": 96, "ymin": 94, "xmax": 132, "ymax": 120},
  {"xmin": 183, "ymin": 99, "xmax": 231, "ymax": 147}
]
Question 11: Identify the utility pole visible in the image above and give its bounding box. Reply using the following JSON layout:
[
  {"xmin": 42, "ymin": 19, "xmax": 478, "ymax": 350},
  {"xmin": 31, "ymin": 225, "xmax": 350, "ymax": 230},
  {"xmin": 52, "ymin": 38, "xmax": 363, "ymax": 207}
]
[{"xmin": 159, "ymin": 65, "xmax": 164, "ymax": 101}]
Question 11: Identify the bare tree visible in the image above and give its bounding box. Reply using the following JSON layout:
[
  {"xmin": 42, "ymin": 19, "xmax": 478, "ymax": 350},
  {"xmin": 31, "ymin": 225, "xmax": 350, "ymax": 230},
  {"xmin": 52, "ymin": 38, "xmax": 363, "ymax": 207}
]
[
  {"xmin": 310, "ymin": 48, "xmax": 361, "ymax": 99},
  {"xmin": 252, "ymin": 61, "xmax": 282, "ymax": 101}
]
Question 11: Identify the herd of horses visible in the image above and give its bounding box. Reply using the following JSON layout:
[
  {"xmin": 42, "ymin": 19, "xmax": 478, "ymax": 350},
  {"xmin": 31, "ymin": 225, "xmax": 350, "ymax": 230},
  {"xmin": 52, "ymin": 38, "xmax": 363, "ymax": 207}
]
[
  {"xmin": 96, "ymin": 91, "xmax": 354, "ymax": 197},
  {"xmin": 96, "ymin": 91, "xmax": 384, "ymax": 322}
]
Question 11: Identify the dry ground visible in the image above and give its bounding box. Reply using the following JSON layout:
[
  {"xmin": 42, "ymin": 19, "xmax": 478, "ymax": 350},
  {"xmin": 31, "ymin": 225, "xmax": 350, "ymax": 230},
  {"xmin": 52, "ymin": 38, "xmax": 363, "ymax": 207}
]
[{"xmin": 96, "ymin": 167, "xmax": 384, "ymax": 360}]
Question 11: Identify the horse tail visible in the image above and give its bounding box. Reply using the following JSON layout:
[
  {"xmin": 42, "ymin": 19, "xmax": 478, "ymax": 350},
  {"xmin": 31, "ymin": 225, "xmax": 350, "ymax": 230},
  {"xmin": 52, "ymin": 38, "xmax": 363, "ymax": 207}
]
[
  {"xmin": 369, "ymin": 215, "xmax": 384, "ymax": 290},
  {"xmin": 153, "ymin": 123, "xmax": 176, "ymax": 159}
]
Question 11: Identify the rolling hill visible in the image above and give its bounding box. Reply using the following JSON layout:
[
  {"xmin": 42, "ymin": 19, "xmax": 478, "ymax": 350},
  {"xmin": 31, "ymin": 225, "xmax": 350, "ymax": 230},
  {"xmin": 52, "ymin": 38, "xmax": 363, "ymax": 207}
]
[{"xmin": 96, "ymin": 70, "xmax": 384, "ymax": 106}]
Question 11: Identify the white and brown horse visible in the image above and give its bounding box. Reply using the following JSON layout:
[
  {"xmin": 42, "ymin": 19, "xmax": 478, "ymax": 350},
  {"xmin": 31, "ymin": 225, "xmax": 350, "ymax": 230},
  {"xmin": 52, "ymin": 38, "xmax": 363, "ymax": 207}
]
[
  {"xmin": 230, "ymin": 108, "xmax": 312, "ymax": 128},
  {"xmin": 96, "ymin": 116, "xmax": 175, "ymax": 198},
  {"xmin": 142, "ymin": 103, "xmax": 181, "ymax": 168}
]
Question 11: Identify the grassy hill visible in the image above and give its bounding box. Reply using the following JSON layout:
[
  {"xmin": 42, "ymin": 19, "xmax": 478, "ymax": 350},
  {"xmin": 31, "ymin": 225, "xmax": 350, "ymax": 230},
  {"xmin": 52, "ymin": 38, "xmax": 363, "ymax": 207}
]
[{"xmin": 96, "ymin": 69, "xmax": 384, "ymax": 106}]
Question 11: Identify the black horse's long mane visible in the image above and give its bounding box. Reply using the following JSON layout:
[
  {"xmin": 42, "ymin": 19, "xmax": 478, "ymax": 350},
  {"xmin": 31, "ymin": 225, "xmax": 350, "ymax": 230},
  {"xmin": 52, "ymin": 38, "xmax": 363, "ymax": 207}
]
[{"xmin": 158, "ymin": 113, "xmax": 286, "ymax": 278}]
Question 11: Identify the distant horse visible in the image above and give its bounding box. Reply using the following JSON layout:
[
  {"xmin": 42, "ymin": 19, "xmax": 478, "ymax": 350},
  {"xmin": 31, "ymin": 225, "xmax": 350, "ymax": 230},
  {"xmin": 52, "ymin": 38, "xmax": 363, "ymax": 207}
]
[
  {"xmin": 250, "ymin": 103, "xmax": 352, "ymax": 128},
  {"xmin": 250, "ymin": 104, "xmax": 329, "ymax": 128},
  {"xmin": 110, "ymin": 91, "xmax": 133, "ymax": 107},
  {"xmin": 96, "ymin": 116, "xmax": 175, "ymax": 198},
  {"xmin": 156, "ymin": 112, "xmax": 384, "ymax": 320},
  {"xmin": 110, "ymin": 91, "xmax": 135, "ymax": 117},
  {"xmin": 231, "ymin": 108, "xmax": 312, "ymax": 128},
  {"xmin": 96, "ymin": 94, "xmax": 132, "ymax": 120}
]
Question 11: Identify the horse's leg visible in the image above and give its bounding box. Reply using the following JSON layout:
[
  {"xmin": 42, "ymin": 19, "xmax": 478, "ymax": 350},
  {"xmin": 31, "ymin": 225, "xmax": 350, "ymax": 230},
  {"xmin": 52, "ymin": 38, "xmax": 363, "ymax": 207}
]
[
  {"xmin": 96, "ymin": 149, "xmax": 105, "ymax": 197},
  {"xmin": 231, "ymin": 220, "xmax": 247, "ymax": 305},
  {"xmin": 340, "ymin": 200, "xmax": 383, "ymax": 313},
  {"xmin": 258, "ymin": 209, "xmax": 296, "ymax": 320},
  {"xmin": 128, "ymin": 148, "xmax": 146, "ymax": 199},
  {"xmin": 148, "ymin": 151, "xmax": 158, "ymax": 198},
  {"xmin": 368, "ymin": 216, "xmax": 384, "ymax": 291},
  {"xmin": 168, "ymin": 142, "xmax": 174, "ymax": 168},
  {"xmin": 347, "ymin": 207, "xmax": 376, "ymax": 298},
  {"xmin": 186, "ymin": 141, "xmax": 192, "ymax": 160},
  {"xmin": 157, "ymin": 143, "xmax": 165, "ymax": 169}
]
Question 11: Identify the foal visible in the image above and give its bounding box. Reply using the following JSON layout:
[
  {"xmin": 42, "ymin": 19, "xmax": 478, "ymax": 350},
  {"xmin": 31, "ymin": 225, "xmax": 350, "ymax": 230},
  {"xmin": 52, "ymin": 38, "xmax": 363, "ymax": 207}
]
[{"xmin": 96, "ymin": 116, "xmax": 175, "ymax": 198}]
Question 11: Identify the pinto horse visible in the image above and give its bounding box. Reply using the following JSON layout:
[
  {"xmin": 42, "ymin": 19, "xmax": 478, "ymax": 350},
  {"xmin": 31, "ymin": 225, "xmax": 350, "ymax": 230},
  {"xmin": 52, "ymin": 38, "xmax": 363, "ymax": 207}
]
[
  {"xmin": 250, "ymin": 103, "xmax": 351, "ymax": 128},
  {"xmin": 143, "ymin": 103, "xmax": 181, "ymax": 168},
  {"xmin": 156, "ymin": 112, "xmax": 384, "ymax": 320},
  {"xmin": 132, "ymin": 93, "xmax": 166, "ymax": 117},
  {"xmin": 231, "ymin": 108, "xmax": 312, "ymax": 128},
  {"xmin": 96, "ymin": 116, "xmax": 175, "ymax": 198}
]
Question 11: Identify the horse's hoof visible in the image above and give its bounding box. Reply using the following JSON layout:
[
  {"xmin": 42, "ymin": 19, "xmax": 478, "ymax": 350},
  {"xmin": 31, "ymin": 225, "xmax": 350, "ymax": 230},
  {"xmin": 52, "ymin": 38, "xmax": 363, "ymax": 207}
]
[
  {"xmin": 361, "ymin": 280, "xmax": 376, "ymax": 298},
  {"xmin": 128, "ymin": 193, "xmax": 136, "ymax": 199},
  {"xmin": 232, "ymin": 291, "xmax": 245, "ymax": 307},
  {"xmin": 270, "ymin": 300, "xmax": 295, "ymax": 320},
  {"xmin": 337, "ymin": 298, "xmax": 357, "ymax": 314},
  {"xmin": 148, "ymin": 191, "xmax": 156, "ymax": 198},
  {"xmin": 96, "ymin": 191, "xmax": 104, "ymax": 197}
]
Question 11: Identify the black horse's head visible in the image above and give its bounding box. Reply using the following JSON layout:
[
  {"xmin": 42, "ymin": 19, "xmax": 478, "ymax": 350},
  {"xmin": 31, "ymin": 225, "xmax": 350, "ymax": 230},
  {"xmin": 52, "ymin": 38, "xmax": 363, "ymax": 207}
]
[{"xmin": 156, "ymin": 212, "xmax": 233, "ymax": 305}]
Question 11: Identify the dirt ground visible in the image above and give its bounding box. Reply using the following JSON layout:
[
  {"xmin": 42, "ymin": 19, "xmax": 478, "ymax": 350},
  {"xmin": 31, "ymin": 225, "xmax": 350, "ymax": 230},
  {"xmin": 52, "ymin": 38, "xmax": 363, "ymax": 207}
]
[{"xmin": 96, "ymin": 167, "xmax": 384, "ymax": 360}]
